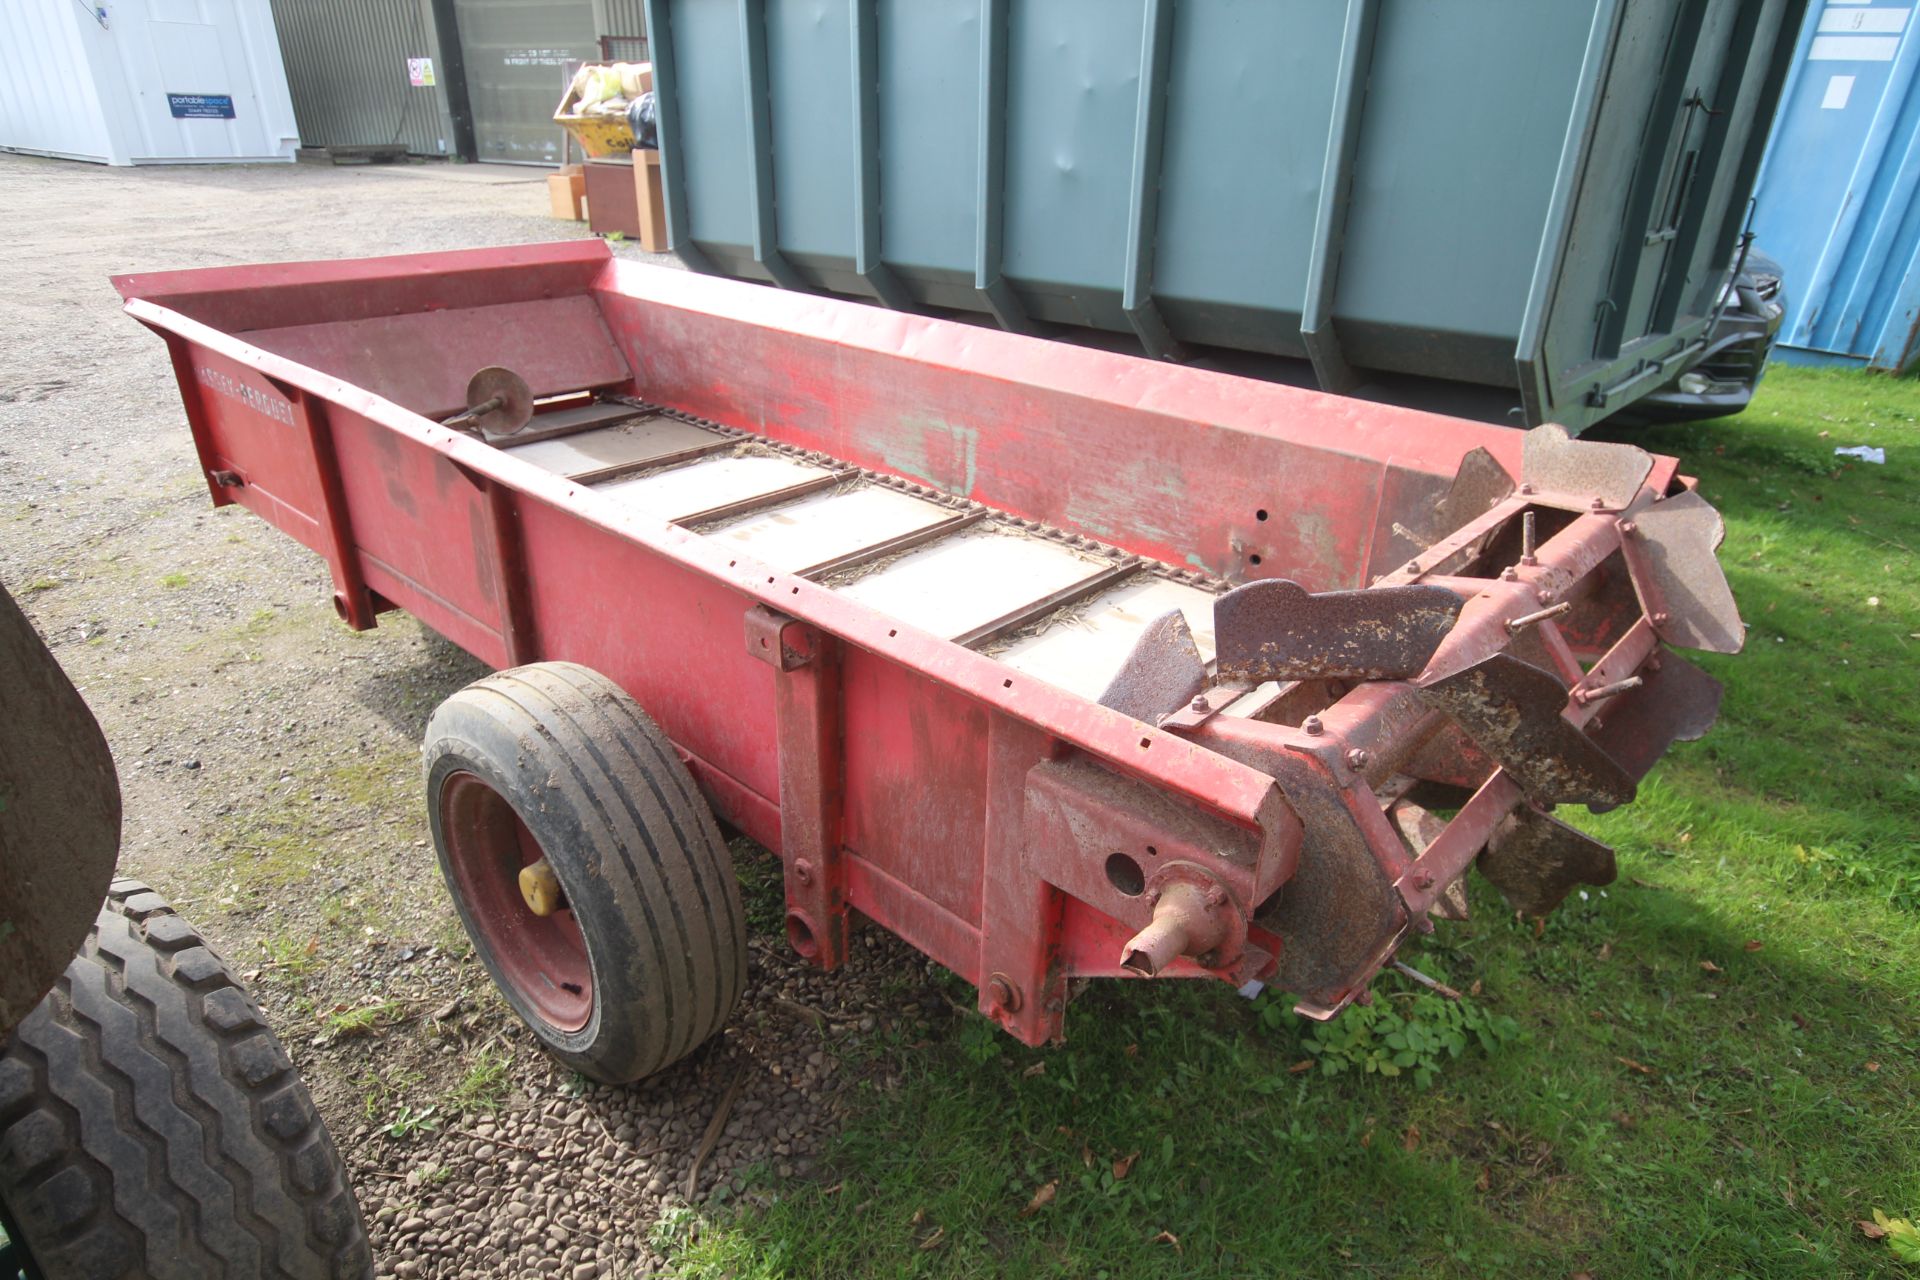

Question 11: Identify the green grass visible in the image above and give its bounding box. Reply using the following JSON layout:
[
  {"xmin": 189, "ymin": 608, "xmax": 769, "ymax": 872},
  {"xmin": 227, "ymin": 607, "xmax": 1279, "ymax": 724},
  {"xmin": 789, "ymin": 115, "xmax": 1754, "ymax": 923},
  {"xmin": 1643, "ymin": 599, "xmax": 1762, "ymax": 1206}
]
[
  {"xmin": 663, "ymin": 366, "xmax": 1920, "ymax": 1278},
  {"xmin": 322, "ymin": 998, "xmax": 406, "ymax": 1039},
  {"xmin": 450, "ymin": 1048, "xmax": 513, "ymax": 1113}
]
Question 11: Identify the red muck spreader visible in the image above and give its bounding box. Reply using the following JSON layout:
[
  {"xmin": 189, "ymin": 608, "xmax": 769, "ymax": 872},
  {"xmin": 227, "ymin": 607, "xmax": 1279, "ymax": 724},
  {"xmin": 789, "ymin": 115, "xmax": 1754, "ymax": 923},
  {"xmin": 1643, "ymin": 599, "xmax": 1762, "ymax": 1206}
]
[{"xmin": 115, "ymin": 243, "xmax": 1741, "ymax": 1082}]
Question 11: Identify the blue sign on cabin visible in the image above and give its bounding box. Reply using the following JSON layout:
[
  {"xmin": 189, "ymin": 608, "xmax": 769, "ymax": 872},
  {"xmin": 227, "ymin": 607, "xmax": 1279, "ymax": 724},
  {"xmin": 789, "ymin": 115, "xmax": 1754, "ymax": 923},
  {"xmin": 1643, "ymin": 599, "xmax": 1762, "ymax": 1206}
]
[{"xmin": 167, "ymin": 94, "xmax": 236, "ymax": 120}]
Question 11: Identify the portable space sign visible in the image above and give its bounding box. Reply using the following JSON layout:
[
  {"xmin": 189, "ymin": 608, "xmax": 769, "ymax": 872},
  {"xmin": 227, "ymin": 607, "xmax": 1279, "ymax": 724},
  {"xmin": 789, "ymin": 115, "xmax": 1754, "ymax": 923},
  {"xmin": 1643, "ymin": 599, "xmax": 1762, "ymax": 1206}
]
[{"xmin": 166, "ymin": 93, "xmax": 237, "ymax": 120}]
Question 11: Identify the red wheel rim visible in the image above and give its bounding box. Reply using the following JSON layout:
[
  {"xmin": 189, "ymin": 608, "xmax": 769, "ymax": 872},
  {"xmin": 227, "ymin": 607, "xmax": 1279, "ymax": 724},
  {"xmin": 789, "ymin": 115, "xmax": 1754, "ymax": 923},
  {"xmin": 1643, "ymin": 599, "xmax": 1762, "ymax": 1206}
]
[{"xmin": 438, "ymin": 771, "xmax": 593, "ymax": 1032}]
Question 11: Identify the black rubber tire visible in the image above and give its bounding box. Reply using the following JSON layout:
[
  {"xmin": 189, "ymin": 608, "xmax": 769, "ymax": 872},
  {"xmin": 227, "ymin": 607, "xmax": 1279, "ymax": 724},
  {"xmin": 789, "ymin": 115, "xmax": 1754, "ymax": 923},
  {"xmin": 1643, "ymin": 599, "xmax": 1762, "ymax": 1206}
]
[
  {"xmin": 423, "ymin": 662, "xmax": 748, "ymax": 1085},
  {"xmin": 0, "ymin": 880, "xmax": 371, "ymax": 1280}
]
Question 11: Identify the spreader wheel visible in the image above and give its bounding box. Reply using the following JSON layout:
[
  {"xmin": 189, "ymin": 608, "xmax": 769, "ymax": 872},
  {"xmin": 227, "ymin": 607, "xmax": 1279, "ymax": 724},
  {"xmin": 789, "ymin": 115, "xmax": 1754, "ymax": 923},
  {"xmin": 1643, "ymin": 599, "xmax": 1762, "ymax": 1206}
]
[{"xmin": 423, "ymin": 662, "xmax": 747, "ymax": 1085}]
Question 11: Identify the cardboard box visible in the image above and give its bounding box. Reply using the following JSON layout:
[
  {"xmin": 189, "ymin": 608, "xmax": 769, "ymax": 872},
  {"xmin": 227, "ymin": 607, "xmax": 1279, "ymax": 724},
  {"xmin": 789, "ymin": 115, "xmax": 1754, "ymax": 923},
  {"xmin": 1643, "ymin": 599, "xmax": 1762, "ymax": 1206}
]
[
  {"xmin": 547, "ymin": 166, "xmax": 585, "ymax": 221},
  {"xmin": 633, "ymin": 151, "xmax": 667, "ymax": 252}
]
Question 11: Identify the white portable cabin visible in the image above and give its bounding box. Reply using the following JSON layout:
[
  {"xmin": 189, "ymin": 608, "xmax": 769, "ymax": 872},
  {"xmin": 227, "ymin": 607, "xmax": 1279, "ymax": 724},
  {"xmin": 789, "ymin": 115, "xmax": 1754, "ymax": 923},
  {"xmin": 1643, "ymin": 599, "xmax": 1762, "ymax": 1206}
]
[{"xmin": 0, "ymin": 0, "xmax": 299, "ymax": 165}]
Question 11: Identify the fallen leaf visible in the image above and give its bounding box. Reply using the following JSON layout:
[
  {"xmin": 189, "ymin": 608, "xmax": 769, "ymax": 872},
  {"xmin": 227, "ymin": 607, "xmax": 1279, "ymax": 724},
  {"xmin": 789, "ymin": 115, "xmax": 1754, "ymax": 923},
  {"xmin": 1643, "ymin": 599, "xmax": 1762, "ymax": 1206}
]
[
  {"xmin": 909, "ymin": 1208, "xmax": 925, "ymax": 1228},
  {"xmin": 1474, "ymin": 1166, "xmax": 1491, "ymax": 1192},
  {"xmin": 1361, "ymin": 1129, "xmax": 1373, "ymax": 1149},
  {"xmin": 1124, "ymin": 1043, "xmax": 1139, "ymax": 1058},
  {"xmin": 1080, "ymin": 1144, "xmax": 1094, "ymax": 1169},
  {"xmin": 1020, "ymin": 1181, "xmax": 1057, "ymax": 1218},
  {"xmin": 1022, "ymin": 1061, "xmax": 1046, "ymax": 1079},
  {"xmin": 1859, "ymin": 1219, "xmax": 1890, "ymax": 1241},
  {"xmin": 1616, "ymin": 1056, "xmax": 1654, "ymax": 1076},
  {"xmin": 918, "ymin": 1226, "xmax": 945, "ymax": 1251},
  {"xmin": 1055, "ymin": 1124, "xmax": 1073, "ymax": 1136},
  {"xmin": 1402, "ymin": 1124, "xmax": 1421, "ymax": 1153},
  {"xmin": 1865, "ymin": 1061, "xmax": 1880, "ymax": 1073},
  {"xmin": 1791, "ymin": 1012, "xmax": 1809, "ymax": 1030},
  {"xmin": 1611, "ymin": 1111, "xmax": 1635, "ymax": 1129},
  {"xmin": 1744, "ymin": 940, "xmax": 1763, "ymax": 952},
  {"xmin": 1700, "ymin": 959, "xmax": 1722, "ymax": 973},
  {"xmin": 1469, "ymin": 979, "xmax": 1483, "ymax": 997},
  {"xmin": 1572, "ymin": 1272, "xmax": 1595, "ymax": 1279},
  {"xmin": 1112, "ymin": 1151, "xmax": 1140, "ymax": 1180},
  {"xmin": 1533, "ymin": 917, "xmax": 1546, "ymax": 940},
  {"xmin": 1597, "ymin": 941, "xmax": 1613, "ymax": 962},
  {"xmin": 1287, "ymin": 1059, "xmax": 1314, "ymax": 1075},
  {"xmin": 1153, "ymin": 1230, "xmax": 1182, "ymax": 1254}
]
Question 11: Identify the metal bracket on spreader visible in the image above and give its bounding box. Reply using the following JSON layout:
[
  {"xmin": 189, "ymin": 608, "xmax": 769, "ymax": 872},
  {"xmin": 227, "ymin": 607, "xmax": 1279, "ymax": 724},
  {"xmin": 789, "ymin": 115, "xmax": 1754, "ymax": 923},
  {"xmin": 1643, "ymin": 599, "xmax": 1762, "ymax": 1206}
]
[
  {"xmin": 1214, "ymin": 579, "xmax": 1465, "ymax": 682},
  {"xmin": 1416, "ymin": 651, "xmax": 1635, "ymax": 808}
]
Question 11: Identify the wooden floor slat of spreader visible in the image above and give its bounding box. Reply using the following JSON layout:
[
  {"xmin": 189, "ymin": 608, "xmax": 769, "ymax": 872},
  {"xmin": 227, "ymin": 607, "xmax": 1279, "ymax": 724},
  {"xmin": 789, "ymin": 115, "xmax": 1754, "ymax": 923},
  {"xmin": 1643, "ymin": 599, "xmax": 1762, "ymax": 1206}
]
[
  {"xmin": 496, "ymin": 408, "xmax": 1235, "ymax": 710},
  {"xmin": 503, "ymin": 414, "xmax": 728, "ymax": 483}
]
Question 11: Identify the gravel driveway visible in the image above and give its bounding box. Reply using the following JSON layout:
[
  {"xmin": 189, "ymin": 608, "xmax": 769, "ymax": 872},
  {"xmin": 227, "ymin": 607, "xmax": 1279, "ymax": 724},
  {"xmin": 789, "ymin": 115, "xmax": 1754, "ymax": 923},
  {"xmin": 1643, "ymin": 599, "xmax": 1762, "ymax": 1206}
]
[{"xmin": 0, "ymin": 152, "xmax": 934, "ymax": 1279}]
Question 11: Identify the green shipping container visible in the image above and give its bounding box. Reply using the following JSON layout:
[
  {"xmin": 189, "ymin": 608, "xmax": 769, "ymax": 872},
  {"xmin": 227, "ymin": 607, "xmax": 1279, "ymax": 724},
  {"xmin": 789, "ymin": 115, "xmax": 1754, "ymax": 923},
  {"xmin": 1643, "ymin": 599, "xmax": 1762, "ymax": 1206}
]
[{"xmin": 641, "ymin": 0, "xmax": 1807, "ymax": 431}]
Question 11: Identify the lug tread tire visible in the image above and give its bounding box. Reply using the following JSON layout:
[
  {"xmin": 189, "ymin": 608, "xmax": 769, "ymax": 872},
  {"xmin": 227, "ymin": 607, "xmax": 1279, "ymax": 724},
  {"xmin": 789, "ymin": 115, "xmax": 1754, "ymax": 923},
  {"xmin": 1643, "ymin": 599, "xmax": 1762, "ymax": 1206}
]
[
  {"xmin": 0, "ymin": 880, "xmax": 372, "ymax": 1280},
  {"xmin": 425, "ymin": 662, "xmax": 747, "ymax": 1084}
]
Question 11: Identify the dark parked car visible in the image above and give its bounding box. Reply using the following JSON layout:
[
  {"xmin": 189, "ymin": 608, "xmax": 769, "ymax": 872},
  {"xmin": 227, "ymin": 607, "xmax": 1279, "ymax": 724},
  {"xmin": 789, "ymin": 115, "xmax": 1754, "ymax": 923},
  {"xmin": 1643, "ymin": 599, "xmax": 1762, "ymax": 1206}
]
[{"xmin": 1627, "ymin": 249, "xmax": 1787, "ymax": 423}]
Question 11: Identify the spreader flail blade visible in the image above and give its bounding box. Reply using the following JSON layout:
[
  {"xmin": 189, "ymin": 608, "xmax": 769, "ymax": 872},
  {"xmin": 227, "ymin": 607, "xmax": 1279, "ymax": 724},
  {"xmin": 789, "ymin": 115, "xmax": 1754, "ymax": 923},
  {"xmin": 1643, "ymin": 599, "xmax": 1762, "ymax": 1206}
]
[
  {"xmin": 1417, "ymin": 652, "xmax": 1634, "ymax": 807},
  {"xmin": 1098, "ymin": 608, "xmax": 1208, "ymax": 723},
  {"xmin": 1479, "ymin": 805, "xmax": 1617, "ymax": 917},
  {"xmin": 1428, "ymin": 446, "xmax": 1517, "ymax": 537},
  {"xmin": 1214, "ymin": 579, "xmax": 1463, "ymax": 682},
  {"xmin": 1585, "ymin": 652, "xmax": 1723, "ymax": 812},
  {"xmin": 1521, "ymin": 423, "xmax": 1653, "ymax": 510},
  {"xmin": 1621, "ymin": 489, "xmax": 1746, "ymax": 654}
]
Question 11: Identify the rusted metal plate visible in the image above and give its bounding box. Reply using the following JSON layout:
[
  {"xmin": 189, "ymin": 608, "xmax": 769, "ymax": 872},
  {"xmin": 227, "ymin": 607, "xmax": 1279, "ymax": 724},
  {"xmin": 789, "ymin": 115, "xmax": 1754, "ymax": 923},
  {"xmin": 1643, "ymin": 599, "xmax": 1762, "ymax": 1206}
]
[
  {"xmin": 1479, "ymin": 806, "xmax": 1616, "ymax": 916},
  {"xmin": 0, "ymin": 585, "xmax": 120, "ymax": 1037},
  {"xmin": 1586, "ymin": 652, "xmax": 1723, "ymax": 808},
  {"xmin": 246, "ymin": 295, "xmax": 631, "ymax": 418},
  {"xmin": 1096, "ymin": 608, "xmax": 1208, "ymax": 724},
  {"xmin": 1417, "ymin": 652, "xmax": 1635, "ymax": 807},
  {"xmin": 1521, "ymin": 423, "xmax": 1653, "ymax": 510},
  {"xmin": 1214, "ymin": 579, "xmax": 1464, "ymax": 682},
  {"xmin": 1622, "ymin": 489, "xmax": 1745, "ymax": 654}
]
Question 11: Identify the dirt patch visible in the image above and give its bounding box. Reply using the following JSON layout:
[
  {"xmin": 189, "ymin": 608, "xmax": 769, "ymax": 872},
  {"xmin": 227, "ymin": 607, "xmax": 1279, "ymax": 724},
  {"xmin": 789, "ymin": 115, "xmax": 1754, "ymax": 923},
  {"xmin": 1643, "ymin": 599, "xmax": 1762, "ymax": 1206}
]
[{"xmin": 0, "ymin": 151, "xmax": 936, "ymax": 1278}]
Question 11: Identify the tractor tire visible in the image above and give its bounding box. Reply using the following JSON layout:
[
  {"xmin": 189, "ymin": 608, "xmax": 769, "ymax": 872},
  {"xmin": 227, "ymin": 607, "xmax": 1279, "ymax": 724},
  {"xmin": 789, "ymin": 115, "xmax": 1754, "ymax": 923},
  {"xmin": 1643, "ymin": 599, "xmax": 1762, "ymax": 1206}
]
[
  {"xmin": 424, "ymin": 662, "xmax": 747, "ymax": 1085},
  {"xmin": 0, "ymin": 881, "xmax": 371, "ymax": 1280}
]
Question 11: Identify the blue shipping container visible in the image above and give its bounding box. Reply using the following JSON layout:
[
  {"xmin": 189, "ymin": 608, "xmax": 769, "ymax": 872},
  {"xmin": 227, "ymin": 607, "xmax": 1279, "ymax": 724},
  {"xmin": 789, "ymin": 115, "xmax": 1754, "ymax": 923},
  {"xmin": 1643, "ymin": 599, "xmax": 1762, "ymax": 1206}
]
[{"xmin": 1753, "ymin": 0, "xmax": 1920, "ymax": 370}]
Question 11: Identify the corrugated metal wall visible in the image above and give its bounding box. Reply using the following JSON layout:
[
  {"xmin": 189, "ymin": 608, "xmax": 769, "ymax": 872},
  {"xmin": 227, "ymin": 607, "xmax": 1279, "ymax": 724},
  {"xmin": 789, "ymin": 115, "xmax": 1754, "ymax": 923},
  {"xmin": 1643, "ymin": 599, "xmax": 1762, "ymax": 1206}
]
[
  {"xmin": 598, "ymin": 0, "xmax": 647, "ymax": 39},
  {"xmin": 270, "ymin": 0, "xmax": 456, "ymax": 155}
]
